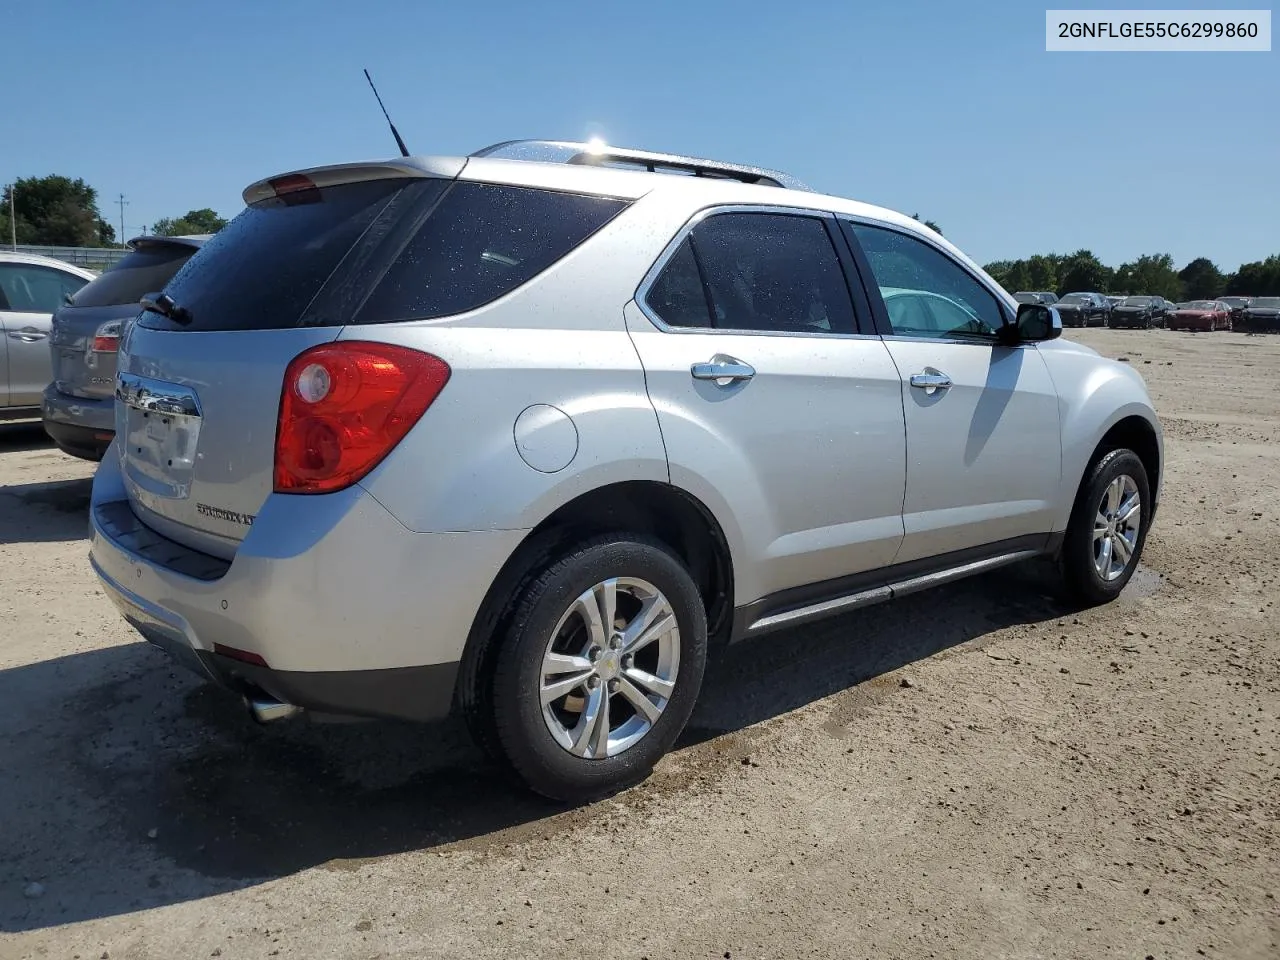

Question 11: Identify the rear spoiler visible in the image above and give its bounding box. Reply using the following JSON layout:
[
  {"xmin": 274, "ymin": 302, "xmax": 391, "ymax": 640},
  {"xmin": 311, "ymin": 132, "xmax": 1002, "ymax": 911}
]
[{"xmin": 242, "ymin": 157, "xmax": 466, "ymax": 206}]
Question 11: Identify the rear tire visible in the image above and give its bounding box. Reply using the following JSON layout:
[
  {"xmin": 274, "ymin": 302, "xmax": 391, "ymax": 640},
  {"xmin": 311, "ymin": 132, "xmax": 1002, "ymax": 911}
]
[
  {"xmin": 489, "ymin": 535, "xmax": 708, "ymax": 802},
  {"xmin": 1060, "ymin": 449, "xmax": 1152, "ymax": 606}
]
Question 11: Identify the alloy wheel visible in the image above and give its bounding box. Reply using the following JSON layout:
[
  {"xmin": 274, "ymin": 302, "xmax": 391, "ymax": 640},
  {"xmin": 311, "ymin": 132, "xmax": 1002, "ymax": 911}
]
[
  {"xmin": 1093, "ymin": 474, "xmax": 1142, "ymax": 581},
  {"xmin": 539, "ymin": 577, "xmax": 680, "ymax": 759}
]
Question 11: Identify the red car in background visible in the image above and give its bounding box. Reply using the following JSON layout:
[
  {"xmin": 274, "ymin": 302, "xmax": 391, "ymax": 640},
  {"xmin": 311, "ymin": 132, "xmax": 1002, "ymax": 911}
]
[{"xmin": 1169, "ymin": 300, "xmax": 1232, "ymax": 331}]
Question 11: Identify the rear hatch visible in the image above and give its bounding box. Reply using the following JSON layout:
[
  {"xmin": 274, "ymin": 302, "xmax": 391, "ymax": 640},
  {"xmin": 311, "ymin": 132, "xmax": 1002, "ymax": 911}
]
[
  {"xmin": 115, "ymin": 157, "xmax": 631, "ymax": 559},
  {"xmin": 51, "ymin": 237, "xmax": 204, "ymax": 400}
]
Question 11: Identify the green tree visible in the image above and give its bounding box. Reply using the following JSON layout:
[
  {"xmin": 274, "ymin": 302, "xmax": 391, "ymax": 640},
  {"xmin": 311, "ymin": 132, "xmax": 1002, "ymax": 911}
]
[
  {"xmin": 0, "ymin": 175, "xmax": 115, "ymax": 246},
  {"xmin": 1114, "ymin": 253, "xmax": 1181, "ymax": 300},
  {"xmin": 1177, "ymin": 258, "xmax": 1225, "ymax": 300},
  {"xmin": 1225, "ymin": 255, "xmax": 1280, "ymax": 296},
  {"xmin": 152, "ymin": 207, "xmax": 228, "ymax": 237},
  {"xmin": 1025, "ymin": 254, "xmax": 1060, "ymax": 292},
  {"xmin": 910, "ymin": 213, "xmax": 942, "ymax": 235},
  {"xmin": 1057, "ymin": 249, "xmax": 1114, "ymax": 295}
]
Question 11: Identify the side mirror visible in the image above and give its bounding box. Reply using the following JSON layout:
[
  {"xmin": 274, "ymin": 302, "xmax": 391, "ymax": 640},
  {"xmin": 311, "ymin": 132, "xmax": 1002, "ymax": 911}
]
[{"xmin": 1002, "ymin": 302, "xmax": 1062, "ymax": 344}]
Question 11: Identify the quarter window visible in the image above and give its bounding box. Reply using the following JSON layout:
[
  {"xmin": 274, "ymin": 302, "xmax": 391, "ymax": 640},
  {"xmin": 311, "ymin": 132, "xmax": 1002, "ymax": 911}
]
[
  {"xmin": 645, "ymin": 212, "xmax": 856, "ymax": 335},
  {"xmin": 847, "ymin": 222, "xmax": 1004, "ymax": 340}
]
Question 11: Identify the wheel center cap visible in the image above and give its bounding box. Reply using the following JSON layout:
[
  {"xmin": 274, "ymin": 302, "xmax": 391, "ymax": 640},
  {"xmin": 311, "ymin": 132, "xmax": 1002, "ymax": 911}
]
[{"xmin": 599, "ymin": 652, "xmax": 620, "ymax": 679}]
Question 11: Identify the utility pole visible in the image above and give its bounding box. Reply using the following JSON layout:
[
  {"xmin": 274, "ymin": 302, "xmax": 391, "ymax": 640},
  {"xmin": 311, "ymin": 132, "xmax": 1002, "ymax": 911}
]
[
  {"xmin": 116, "ymin": 193, "xmax": 128, "ymax": 248},
  {"xmin": 8, "ymin": 184, "xmax": 15, "ymax": 251}
]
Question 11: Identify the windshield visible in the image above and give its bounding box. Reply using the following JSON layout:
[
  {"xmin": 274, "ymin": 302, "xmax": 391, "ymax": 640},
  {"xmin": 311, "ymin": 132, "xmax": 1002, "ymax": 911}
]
[
  {"xmin": 1058, "ymin": 294, "xmax": 1089, "ymax": 304},
  {"xmin": 1220, "ymin": 297, "xmax": 1248, "ymax": 306},
  {"xmin": 1186, "ymin": 301, "xmax": 1218, "ymax": 310},
  {"xmin": 1122, "ymin": 297, "xmax": 1153, "ymax": 306},
  {"xmin": 1253, "ymin": 297, "xmax": 1280, "ymax": 308},
  {"xmin": 1013, "ymin": 293, "xmax": 1038, "ymax": 303}
]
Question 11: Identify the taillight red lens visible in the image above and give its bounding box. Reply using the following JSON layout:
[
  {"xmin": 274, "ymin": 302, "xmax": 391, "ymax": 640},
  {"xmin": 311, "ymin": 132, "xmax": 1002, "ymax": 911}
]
[
  {"xmin": 274, "ymin": 342, "xmax": 450, "ymax": 494},
  {"xmin": 91, "ymin": 334, "xmax": 119, "ymax": 353}
]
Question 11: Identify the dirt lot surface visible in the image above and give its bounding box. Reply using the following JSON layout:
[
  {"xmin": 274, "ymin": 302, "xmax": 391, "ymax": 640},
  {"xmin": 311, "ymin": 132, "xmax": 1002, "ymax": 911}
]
[{"xmin": 2, "ymin": 329, "xmax": 1277, "ymax": 960}]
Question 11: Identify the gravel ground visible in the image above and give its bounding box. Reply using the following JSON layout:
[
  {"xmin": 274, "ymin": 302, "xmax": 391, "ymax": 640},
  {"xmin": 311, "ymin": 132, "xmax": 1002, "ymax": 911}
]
[{"xmin": 1, "ymin": 329, "xmax": 1277, "ymax": 960}]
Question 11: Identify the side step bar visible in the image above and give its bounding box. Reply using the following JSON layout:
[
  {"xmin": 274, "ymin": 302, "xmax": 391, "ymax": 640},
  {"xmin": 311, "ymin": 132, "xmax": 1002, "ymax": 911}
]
[{"xmin": 743, "ymin": 549, "xmax": 1041, "ymax": 637}]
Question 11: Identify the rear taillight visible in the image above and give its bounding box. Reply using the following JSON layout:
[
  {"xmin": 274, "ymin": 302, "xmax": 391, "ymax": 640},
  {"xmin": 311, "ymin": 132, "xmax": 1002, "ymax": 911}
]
[
  {"xmin": 91, "ymin": 319, "xmax": 123, "ymax": 353},
  {"xmin": 274, "ymin": 342, "xmax": 450, "ymax": 494}
]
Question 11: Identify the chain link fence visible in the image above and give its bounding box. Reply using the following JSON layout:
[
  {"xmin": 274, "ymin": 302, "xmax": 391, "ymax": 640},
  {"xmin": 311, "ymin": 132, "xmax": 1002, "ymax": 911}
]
[{"xmin": 9, "ymin": 244, "xmax": 131, "ymax": 272}]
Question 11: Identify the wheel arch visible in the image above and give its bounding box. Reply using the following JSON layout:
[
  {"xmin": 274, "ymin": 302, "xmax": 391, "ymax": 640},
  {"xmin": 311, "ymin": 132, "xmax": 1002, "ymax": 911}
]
[{"xmin": 453, "ymin": 480, "xmax": 736, "ymax": 717}]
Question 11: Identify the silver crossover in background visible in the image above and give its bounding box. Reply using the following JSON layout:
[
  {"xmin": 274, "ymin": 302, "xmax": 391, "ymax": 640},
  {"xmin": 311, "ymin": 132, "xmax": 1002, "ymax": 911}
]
[
  {"xmin": 0, "ymin": 252, "xmax": 95, "ymax": 419},
  {"xmin": 89, "ymin": 140, "xmax": 1163, "ymax": 801},
  {"xmin": 43, "ymin": 235, "xmax": 207, "ymax": 460}
]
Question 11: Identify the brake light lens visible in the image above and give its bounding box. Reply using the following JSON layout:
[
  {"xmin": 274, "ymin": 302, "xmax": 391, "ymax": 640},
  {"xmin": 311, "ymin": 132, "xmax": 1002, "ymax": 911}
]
[
  {"xmin": 91, "ymin": 319, "xmax": 123, "ymax": 353},
  {"xmin": 274, "ymin": 342, "xmax": 450, "ymax": 494}
]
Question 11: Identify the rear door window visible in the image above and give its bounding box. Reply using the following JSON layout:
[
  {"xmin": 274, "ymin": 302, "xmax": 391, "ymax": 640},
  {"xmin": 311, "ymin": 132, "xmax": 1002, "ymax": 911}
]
[
  {"xmin": 643, "ymin": 211, "xmax": 856, "ymax": 335},
  {"xmin": 71, "ymin": 244, "xmax": 197, "ymax": 308}
]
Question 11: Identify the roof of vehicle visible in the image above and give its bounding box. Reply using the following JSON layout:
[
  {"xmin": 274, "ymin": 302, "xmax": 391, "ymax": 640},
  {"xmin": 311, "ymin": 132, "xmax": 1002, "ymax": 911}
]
[
  {"xmin": 0, "ymin": 250, "xmax": 98, "ymax": 280},
  {"xmin": 242, "ymin": 141, "xmax": 1000, "ymax": 296}
]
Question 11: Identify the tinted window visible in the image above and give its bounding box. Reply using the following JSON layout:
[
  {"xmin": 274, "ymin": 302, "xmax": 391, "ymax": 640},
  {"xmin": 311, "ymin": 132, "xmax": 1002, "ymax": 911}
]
[
  {"xmin": 70, "ymin": 243, "xmax": 197, "ymax": 308},
  {"xmin": 0, "ymin": 264, "xmax": 88, "ymax": 313},
  {"xmin": 142, "ymin": 177, "xmax": 419, "ymax": 331},
  {"xmin": 647, "ymin": 212, "xmax": 855, "ymax": 334},
  {"xmin": 847, "ymin": 223, "xmax": 1003, "ymax": 339},
  {"xmin": 355, "ymin": 183, "xmax": 628, "ymax": 324},
  {"xmin": 646, "ymin": 239, "xmax": 711, "ymax": 328}
]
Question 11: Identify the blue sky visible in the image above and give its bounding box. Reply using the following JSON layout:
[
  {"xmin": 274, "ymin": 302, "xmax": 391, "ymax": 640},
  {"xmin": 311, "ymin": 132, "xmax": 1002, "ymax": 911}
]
[{"xmin": 6, "ymin": 0, "xmax": 1276, "ymax": 270}]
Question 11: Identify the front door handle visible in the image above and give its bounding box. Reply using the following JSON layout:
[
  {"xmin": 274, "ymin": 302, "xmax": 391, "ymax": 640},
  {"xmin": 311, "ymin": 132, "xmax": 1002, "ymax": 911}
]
[
  {"xmin": 691, "ymin": 356, "xmax": 755, "ymax": 384},
  {"xmin": 9, "ymin": 328, "xmax": 48, "ymax": 342},
  {"xmin": 909, "ymin": 371, "xmax": 952, "ymax": 395}
]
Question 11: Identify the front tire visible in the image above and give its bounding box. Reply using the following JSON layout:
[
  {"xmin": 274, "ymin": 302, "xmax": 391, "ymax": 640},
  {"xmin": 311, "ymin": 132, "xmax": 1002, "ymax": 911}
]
[
  {"xmin": 490, "ymin": 535, "xmax": 708, "ymax": 802},
  {"xmin": 1060, "ymin": 449, "xmax": 1152, "ymax": 606}
]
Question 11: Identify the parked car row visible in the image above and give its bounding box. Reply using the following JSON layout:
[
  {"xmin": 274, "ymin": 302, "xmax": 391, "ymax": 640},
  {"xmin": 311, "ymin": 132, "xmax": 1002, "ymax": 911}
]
[
  {"xmin": 0, "ymin": 237, "xmax": 207, "ymax": 455},
  {"xmin": 1012, "ymin": 289, "xmax": 1275, "ymax": 331}
]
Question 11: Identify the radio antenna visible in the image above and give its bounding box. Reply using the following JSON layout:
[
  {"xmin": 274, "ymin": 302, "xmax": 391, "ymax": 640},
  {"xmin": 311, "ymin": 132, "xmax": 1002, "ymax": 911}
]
[{"xmin": 363, "ymin": 69, "xmax": 410, "ymax": 157}]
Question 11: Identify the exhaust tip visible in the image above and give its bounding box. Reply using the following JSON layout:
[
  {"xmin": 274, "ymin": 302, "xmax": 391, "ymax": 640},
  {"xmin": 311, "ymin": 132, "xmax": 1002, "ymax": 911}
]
[{"xmin": 247, "ymin": 695, "xmax": 301, "ymax": 724}]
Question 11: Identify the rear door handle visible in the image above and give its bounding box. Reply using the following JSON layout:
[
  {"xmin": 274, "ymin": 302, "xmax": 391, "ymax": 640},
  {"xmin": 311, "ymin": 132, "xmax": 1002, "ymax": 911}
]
[
  {"xmin": 691, "ymin": 356, "xmax": 756, "ymax": 384},
  {"xmin": 909, "ymin": 371, "xmax": 952, "ymax": 395},
  {"xmin": 9, "ymin": 328, "xmax": 48, "ymax": 342}
]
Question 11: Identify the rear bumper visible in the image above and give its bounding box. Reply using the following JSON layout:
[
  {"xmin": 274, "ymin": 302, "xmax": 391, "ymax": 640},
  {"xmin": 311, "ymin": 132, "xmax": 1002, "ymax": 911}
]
[
  {"xmin": 89, "ymin": 445, "xmax": 527, "ymax": 722},
  {"xmin": 42, "ymin": 385, "xmax": 114, "ymax": 460},
  {"xmin": 92, "ymin": 558, "xmax": 459, "ymax": 720}
]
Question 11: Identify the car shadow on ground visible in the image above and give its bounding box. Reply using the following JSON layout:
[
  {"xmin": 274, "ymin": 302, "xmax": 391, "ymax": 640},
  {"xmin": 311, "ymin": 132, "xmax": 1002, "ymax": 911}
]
[
  {"xmin": 0, "ymin": 549, "xmax": 1079, "ymax": 932},
  {"xmin": 0, "ymin": 477, "xmax": 92, "ymax": 544},
  {"xmin": 0, "ymin": 421, "xmax": 55, "ymax": 454}
]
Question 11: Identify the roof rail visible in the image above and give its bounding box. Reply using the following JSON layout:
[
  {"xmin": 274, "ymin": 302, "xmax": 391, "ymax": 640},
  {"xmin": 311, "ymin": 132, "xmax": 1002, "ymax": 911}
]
[{"xmin": 470, "ymin": 139, "xmax": 810, "ymax": 191}]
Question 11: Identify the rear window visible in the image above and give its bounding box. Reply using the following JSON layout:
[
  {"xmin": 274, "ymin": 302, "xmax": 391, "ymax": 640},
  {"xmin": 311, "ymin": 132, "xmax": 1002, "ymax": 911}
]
[
  {"xmin": 352, "ymin": 182, "xmax": 629, "ymax": 324},
  {"xmin": 140, "ymin": 177, "xmax": 628, "ymax": 332},
  {"xmin": 71, "ymin": 244, "xmax": 197, "ymax": 308},
  {"xmin": 140, "ymin": 177, "xmax": 416, "ymax": 332}
]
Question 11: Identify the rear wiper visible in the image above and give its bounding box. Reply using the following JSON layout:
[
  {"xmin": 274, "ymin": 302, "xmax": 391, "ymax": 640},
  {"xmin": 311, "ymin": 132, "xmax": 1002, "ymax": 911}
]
[{"xmin": 140, "ymin": 292, "xmax": 192, "ymax": 326}]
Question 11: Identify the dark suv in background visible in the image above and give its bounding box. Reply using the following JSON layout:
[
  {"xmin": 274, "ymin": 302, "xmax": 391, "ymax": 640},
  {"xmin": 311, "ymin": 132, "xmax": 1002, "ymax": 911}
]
[
  {"xmin": 1218, "ymin": 296, "xmax": 1253, "ymax": 326},
  {"xmin": 1053, "ymin": 292, "xmax": 1110, "ymax": 327},
  {"xmin": 1014, "ymin": 291, "xmax": 1058, "ymax": 306},
  {"xmin": 42, "ymin": 235, "xmax": 207, "ymax": 460}
]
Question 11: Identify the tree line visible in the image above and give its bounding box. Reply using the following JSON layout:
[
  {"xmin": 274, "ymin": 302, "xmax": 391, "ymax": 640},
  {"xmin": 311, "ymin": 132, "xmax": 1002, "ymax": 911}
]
[
  {"xmin": 981, "ymin": 249, "xmax": 1280, "ymax": 300},
  {"xmin": 1, "ymin": 174, "xmax": 227, "ymax": 247},
  {"xmin": 5, "ymin": 175, "xmax": 1278, "ymax": 298}
]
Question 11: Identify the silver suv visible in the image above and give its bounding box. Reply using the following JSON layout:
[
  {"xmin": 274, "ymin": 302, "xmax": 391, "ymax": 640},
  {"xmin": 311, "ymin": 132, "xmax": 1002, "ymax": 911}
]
[
  {"xmin": 89, "ymin": 140, "xmax": 1163, "ymax": 801},
  {"xmin": 43, "ymin": 235, "xmax": 207, "ymax": 460}
]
